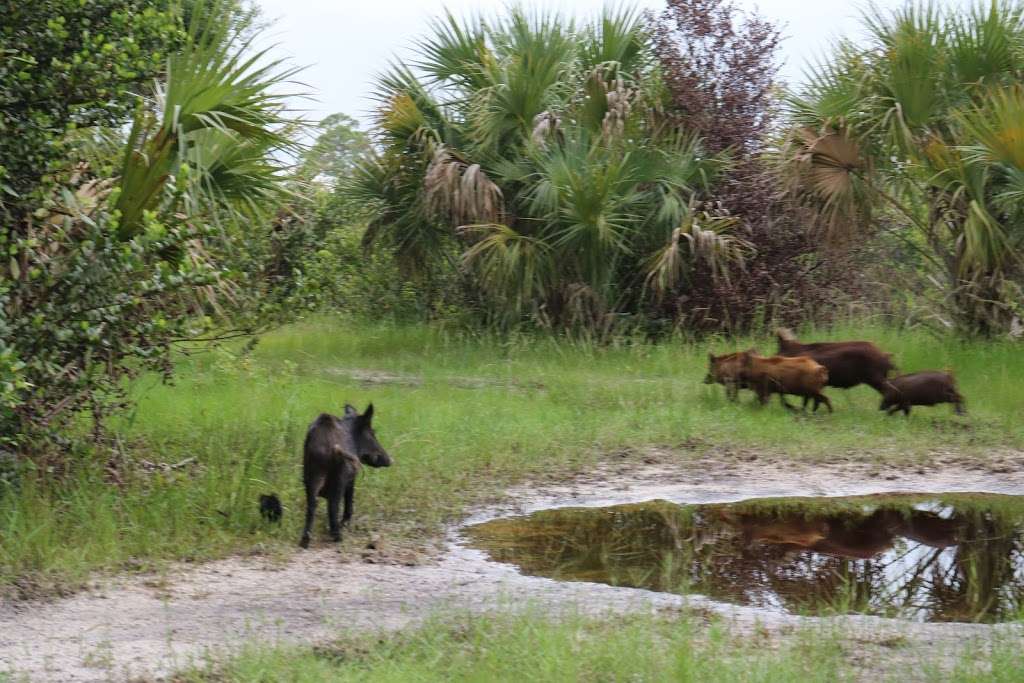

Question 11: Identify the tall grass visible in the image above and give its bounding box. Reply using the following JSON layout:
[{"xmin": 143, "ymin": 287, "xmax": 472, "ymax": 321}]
[{"xmin": 1, "ymin": 318, "xmax": 1021, "ymax": 591}]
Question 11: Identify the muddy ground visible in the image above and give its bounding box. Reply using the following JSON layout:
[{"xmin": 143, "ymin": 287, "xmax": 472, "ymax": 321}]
[{"xmin": 2, "ymin": 450, "xmax": 1023, "ymax": 682}]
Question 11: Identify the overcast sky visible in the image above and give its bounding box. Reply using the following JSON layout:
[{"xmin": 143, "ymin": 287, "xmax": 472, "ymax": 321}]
[{"xmin": 254, "ymin": 0, "xmax": 961, "ymax": 128}]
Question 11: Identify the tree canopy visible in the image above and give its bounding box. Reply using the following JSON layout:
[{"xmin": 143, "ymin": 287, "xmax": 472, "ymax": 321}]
[
  {"xmin": 780, "ymin": 0, "xmax": 1024, "ymax": 334},
  {"xmin": 350, "ymin": 7, "xmax": 750, "ymax": 331}
]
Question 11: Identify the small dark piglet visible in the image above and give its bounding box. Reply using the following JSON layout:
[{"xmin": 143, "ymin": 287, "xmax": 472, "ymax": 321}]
[
  {"xmin": 259, "ymin": 493, "xmax": 282, "ymax": 523},
  {"xmin": 300, "ymin": 403, "xmax": 391, "ymax": 549},
  {"xmin": 879, "ymin": 371, "xmax": 965, "ymax": 416}
]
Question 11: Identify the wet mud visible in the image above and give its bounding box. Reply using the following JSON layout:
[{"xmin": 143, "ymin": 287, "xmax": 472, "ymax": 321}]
[{"xmin": 2, "ymin": 454, "xmax": 1023, "ymax": 681}]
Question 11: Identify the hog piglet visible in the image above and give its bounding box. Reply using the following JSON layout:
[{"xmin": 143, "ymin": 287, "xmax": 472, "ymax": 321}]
[
  {"xmin": 743, "ymin": 353, "xmax": 832, "ymax": 413},
  {"xmin": 704, "ymin": 349, "xmax": 755, "ymax": 401},
  {"xmin": 879, "ymin": 371, "xmax": 965, "ymax": 416},
  {"xmin": 259, "ymin": 493, "xmax": 282, "ymax": 523}
]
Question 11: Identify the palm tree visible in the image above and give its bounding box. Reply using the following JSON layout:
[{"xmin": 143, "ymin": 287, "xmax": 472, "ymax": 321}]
[
  {"xmin": 778, "ymin": 1, "xmax": 1024, "ymax": 335},
  {"xmin": 349, "ymin": 7, "xmax": 748, "ymax": 331}
]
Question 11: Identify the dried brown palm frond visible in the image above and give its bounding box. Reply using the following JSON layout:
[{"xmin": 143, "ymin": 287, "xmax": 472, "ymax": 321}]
[
  {"xmin": 34, "ymin": 162, "xmax": 116, "ymax": 222},
  {"xmin": 563, "ymin": 281, "xmax": 615, "ymax": 336},
  {"xmin": 73, "ymin": 178, "xmax": 116, "ymax": 214},
  {"xmin": 946, "ymin": 271, "xmax": 1023, "ymax": 337},
  {"xmin": 776, "ymin": 125, "xmax": 871, "ymax": 245},
  {"xmin": 578, "ymin": 64, "xmax": 637, "ymax": 139},
  {"xmin": 644, "ymin": 206, "xmax": 751, "ymax": 301},
  {"xmin": 601, "ymin": 76, "xmax": 634, "ymax": 139},
  {"xmin": 184, "ymin": 236, "xmax": 239, "ymax": 317},
  {"xmin": 424, "ymin": 146, "xmax": 504, "ymax": 227},
  {"xmin": 531, "ymin": 110, "xmax": 563, "ymax": 148}
]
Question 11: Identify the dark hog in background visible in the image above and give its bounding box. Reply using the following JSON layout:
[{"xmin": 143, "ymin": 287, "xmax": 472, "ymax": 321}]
[{"xmin": 776, "ymin": 328, "xmax": 895, "ymax": 395}]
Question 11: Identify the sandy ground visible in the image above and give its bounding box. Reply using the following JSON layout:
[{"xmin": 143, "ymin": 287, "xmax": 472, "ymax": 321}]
[{"xmin": 2, "ymin": 451, "xmax": 1023, "ymax": 682}]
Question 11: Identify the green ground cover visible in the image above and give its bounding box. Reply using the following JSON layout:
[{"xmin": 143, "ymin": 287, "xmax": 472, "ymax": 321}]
[
  {"xmin": 2, "ymin": 319, "xmax": 1021, "ymax": 591},
  {"xmin": 177, "ymin": 609, "xmax": 1024, "ymax": 683}
]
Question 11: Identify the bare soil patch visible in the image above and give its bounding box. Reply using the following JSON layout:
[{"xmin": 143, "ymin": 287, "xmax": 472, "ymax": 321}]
[{"xmin": 2, "ymin": 450, "xmax": 1022, "ymax": 682}]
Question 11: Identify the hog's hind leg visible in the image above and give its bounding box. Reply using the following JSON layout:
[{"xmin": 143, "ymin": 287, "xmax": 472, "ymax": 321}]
[
  {"xmin": 342, "ymin": 479, "xmax": 355, "ymax": 526},
  {"xmin": 300, "ymin": 473, "xmax": 324, "ymax": 549}
]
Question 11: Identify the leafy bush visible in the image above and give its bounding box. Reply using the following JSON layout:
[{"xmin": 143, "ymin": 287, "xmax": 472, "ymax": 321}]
[
  {"xmin": 1, "ymin": 2, "xmax": 299, "ymax": 457},
  {"xmin": 647, "ymin": 0, "xmax": 867, "ymax": 333},
  {"xmin": 298, "ymin": 223, "xmax": 466, "ymax": 323},
  {"xmin": 0, "ymin": 0, "xmax": 183, "ymax": 213}
]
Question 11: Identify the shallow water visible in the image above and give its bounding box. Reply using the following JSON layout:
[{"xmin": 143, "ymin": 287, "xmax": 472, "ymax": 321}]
[{"xmin": 465, "ymin": 493, "xmax": 1024, "ymax": 623}]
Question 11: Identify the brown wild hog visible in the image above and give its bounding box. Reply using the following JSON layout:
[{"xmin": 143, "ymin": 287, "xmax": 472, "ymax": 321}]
[
  {"xmin": 742, "ymin": 353, "xmax": 832, "ymax": 413},
  {"xmin": 879, "ymin": 371, "xmax": 965, "ymax": 416},
  {"xmin": 776, "ymin": 328, "xmax": 895, "ymax": 394},
  {"xmin": 300, "ymin": 404, "xmax": 392, "ymax": 549},
  {"xmin": 704, "ymin": 349, "xmax": 755, "ymax": 400}
]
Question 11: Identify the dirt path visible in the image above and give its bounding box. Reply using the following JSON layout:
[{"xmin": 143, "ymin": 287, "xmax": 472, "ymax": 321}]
[{"xmin": 3, "ymin": 452, "xmax": 1023, "ymax": 682}]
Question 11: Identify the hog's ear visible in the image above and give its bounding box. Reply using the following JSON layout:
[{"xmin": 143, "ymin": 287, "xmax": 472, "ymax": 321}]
[
  {"xmin": 362, "ymin": 403, "xmax": 374, "ymax": 425},
  {"xmin": 708, "ymin": 352, "xmax": 714, "ymax": 362},
  {"xmin": 344, "ymin": 404, "xmax": 358, "ymax": 417}
]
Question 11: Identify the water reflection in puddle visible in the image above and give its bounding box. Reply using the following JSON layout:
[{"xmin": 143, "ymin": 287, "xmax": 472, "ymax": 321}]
[{"xmin": 465, "ymin": 494, "xmax": 1024, "ymax": 623}]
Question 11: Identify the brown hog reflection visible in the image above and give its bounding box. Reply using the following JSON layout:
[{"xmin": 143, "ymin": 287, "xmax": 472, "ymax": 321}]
[
  {"xmin": 897, "ymin": 510, "xmax": 963, "ymax": 548},
  {"xmin": 720, "ymin": 507, "xmax": 962, "ymax": 560}
]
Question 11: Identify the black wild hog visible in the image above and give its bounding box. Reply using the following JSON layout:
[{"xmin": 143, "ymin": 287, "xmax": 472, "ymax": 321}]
[
  {"xmin": 259, "ymin": 493, "xmax": 282, "ymax": 523},
  {"xmin": 776, "ymin": 328, "xmax": 895, "ymax": 394},
  {"xmin": 742, "ymin": 352, "xmax": 832, "ymax": 413},
  {"xmin": 704, "ymin": 349, "xmax": 755, "ymax": 401},
  {"xmin": 879, "ymin": 371, "xmax": 965, "ymax": 416},
  {"xmin": 300, "ymin": 404, "xmax": 392, "ymax": 549}
]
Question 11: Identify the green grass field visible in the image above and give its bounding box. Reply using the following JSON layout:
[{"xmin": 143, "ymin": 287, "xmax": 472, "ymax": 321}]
[
  {"xmin": 180, "ymin": 610, "xmax": 851, "ymax": 683},
  {"xmin": 2, "ymin": 319, "xmax": 1022, "ymax": 591},
  {"xmin": 178, "ymin": 609, "xmax": 1024, "ymax": 682}
]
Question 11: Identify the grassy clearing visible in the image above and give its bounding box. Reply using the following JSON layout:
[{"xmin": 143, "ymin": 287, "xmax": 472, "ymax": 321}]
[
  {"xmin": 1, "ymin": 318, "xmax": 1022, "ymax": 591},
  {"xmin": 176, "ymin": 609, "xmax": 1024, "ymax": 683}
]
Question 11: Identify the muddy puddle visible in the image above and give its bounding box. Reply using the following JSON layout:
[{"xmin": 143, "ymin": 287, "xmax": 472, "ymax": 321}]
[{"xmin": 465, "ymin": 493, "xmax": 1024, "ymax": 623}]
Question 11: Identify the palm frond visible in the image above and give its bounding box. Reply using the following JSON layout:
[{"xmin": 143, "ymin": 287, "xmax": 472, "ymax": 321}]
[
  {"xmin": 372, "ymin": 63, "xmax": 449, "ymax": 153},
  {"xmin": 348, "ymin": 152, "xmax": 449, "ymax": 278},
  {"xmin": 469, "ymin": 7, "xmax": 576, "ymax": 152},
  {"xmin": 578, "ymin": 5, "xmax": 649, "ymax": 75},
  {"xmin": 459, "ymin": 222, "xmax": 552, "ymax": 315},
  {"xmin": 114, "ymin": 0, "xmax": 302, "ymax": 238},
  {"xmin": 863, "ymin": 2, "xmax": 947, "ymax": 134},
  {"xmin": 415, "ymin": 10, "xmax": 494, "ymax": 92},
  {"xmin": 958, "ymin": 84, "xmax": 1024, "ymax": 170},
  {"xmin": 776, "ymin": 125, "xmax": 872, "ymax": 242},
  {"xmin": 948, "ymin": 1, "xmax": 1024, "ymax": 91},
  {"xmin": 644, "ymin": 203, "xmax": 750, "ymax": 300},
  {"xmin": 423, "ymin": 146, "xmax": 504, "ymax": 226},
  {"xmin": 960, "ymin": 196, "xmax": 1015, "ymax": 273}
]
